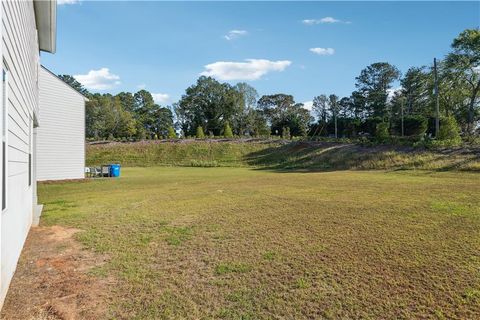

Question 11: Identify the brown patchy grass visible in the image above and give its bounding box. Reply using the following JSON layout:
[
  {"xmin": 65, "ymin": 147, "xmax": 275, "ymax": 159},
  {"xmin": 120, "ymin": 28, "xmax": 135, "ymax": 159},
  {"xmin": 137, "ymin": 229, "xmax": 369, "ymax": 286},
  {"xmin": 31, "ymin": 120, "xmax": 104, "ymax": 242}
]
[{"xmin": 24, "ymin": 167, "xmax": 480, "ymax": 319}]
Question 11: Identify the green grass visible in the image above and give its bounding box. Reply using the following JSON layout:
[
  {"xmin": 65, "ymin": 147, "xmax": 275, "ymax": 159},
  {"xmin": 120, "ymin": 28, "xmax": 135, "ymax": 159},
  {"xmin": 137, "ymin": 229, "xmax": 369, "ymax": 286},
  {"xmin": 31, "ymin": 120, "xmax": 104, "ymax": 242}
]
[
  {"xmin": 86, "ymin": 140, "xmax": 480, "ymax": 171},
  {"xmin": 215, "ymin": 263, "xmax": 252, "ymax": 275},
  {"xmin": 38, "ymin": 167, "xmax": 480, "ymax": 319},
  {"xmin": 86, "ymin": 140, "xmax": 278, "ymax": 168}
]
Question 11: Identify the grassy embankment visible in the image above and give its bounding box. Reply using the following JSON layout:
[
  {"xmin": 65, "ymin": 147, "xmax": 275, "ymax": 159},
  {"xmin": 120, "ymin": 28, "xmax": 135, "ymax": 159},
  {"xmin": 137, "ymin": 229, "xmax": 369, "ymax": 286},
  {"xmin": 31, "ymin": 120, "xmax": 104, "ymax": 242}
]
[{"xmin": 87, "ymin": 139, "xmax": 480, "ymax": 171}]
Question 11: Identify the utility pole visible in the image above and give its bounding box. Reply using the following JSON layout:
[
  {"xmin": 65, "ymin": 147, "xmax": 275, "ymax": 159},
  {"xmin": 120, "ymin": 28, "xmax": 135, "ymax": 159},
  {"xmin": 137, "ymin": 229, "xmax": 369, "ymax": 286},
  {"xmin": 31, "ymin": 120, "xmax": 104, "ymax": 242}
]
[
  {"xmin": 334, "ymin": 103, "xmax": 338, "ymax": 139},
  {"xmin": 433, "ymin": 58, "xmax": 440, "ymax": 138},
  {"xmin": 401, "ymin": 98, "xmax": 404, "ymax": 137}
]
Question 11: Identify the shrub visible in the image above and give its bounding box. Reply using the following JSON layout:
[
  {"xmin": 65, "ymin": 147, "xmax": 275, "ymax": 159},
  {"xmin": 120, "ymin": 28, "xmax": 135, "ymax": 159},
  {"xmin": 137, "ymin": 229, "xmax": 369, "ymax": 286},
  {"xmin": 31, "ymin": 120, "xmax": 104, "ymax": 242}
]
[
  {"xmin": 189, "ymin": 160, "xmax": 218, "ymax": 167},
  {"xmin": 196, "ymin": 126, "xmax": 205, "ymax": 139},
  {"xmin": 438, "ymin": 116, "xmax": 461, "ymax": 143},
  {"xmin": 399, "ymin": 115, "xmax": 428, "ymax": 136},
  {"xmin": 223, "ymin": 121, "xmax": 233, "ymax": 138},
  {"xmin": 362, "ymin": 117, "xmax": 383, "ymax": 136},
  {"xmin": 375, "ymin": 122, "xmax": 389, "ymax": 142},
  {"xmin": 167, "ymin": 126, "xmax": 177, "ymax": 139},
  {"xmin": 282, "ymin": 127, "xmax": 291, "ymax": 140},
  {"xmin": 136, "ymin": 127, "xmax": 147, "ymax": 141}
]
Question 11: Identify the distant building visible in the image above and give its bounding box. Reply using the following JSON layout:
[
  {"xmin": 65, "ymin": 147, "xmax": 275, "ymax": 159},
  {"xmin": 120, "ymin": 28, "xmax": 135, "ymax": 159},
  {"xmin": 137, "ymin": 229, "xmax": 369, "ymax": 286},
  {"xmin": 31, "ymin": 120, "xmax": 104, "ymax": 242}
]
[{"xmin": 37, "ymin": 66, "xmax": 87, "ymax": 181}]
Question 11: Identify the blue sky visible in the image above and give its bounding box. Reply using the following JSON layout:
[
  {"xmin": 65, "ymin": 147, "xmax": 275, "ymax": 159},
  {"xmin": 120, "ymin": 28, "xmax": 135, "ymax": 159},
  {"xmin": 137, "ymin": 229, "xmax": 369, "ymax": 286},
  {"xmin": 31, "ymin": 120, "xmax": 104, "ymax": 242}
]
[{"xmin": 42, "ymin": 1, "xmax": 479, "ymax": 107}]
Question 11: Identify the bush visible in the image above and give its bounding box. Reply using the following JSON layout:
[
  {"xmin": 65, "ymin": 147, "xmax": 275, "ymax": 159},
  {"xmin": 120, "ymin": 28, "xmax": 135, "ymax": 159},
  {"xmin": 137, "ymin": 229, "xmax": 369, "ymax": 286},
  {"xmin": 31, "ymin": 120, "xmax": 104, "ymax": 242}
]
[
  {"xmin": 438, "ymin": 117, "xmax": 461, "ymax": 143},
  {"xmin": 399, "ymin": 115, "xmax": 428, "ymax": 136},
  {"xmin": 167, "ymin": 126, "xmax": 177, "ymax": 139},
  {"xmin": 223, "ymin": 122, "xmax": 233, "ymax": 138},
  {"xmin": 362, "ymin": 117, "xmax": 383, "ymax": 136},
  {"xmin": 189, "ymin": 160, "xmax": 219, "ymax": 167},
  {"xmin": 196, "ymin": 126, "xmax": 205, "ymax": 139},
  {"xmin": 282, "ymin": 127, "xmax": 291, "ymax": 140},
  {"xmin": 136, "ymin": 127, "xmax": 147, "ymax": 141},
  {"xmin": 375, "ymin": 122, "xmax": 389, "ymax": 142}
]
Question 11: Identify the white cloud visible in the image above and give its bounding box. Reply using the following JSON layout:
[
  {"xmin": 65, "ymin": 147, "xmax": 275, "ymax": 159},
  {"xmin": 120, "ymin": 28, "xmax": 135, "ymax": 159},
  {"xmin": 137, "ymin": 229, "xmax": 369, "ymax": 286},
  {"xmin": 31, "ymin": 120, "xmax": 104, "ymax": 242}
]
[
  {"xmin": 303, "ymin": 101, "xmax": 313, "ymax": 111},
  {"xmin": 302, "ymin": 17, "xmax": 350, "ymax": 25},
  {"xmin": 74, "ymin": 68, "xmax": 121, "ymax": 90},
  {"xmin": 58, "ymin": 0, "xmax": 80, "ymax": 5},
  {"xmin": 473, "ymin": 66, "xmax": 480, "ymax": 75},
  {"xmin": 224, "ymin": 30, "xmax": 248, "ymax": 41},
  {"xmin": 310, "ymin": 47, "xmax": 335, "ymax": 56},
  {"xmin": 302, "ymin": 19, "xmax": 318, "ymax": 26},
  {"xmin": 320, "ymin": 17, "xmax": 341, "ymax": 24},
  {"xmin": 201, "ymin": 59, "xmax": 292, "ymax": 81},
  {"xmin": 151, "ymin": 93, "xmax": 170, "ymax": 104}
]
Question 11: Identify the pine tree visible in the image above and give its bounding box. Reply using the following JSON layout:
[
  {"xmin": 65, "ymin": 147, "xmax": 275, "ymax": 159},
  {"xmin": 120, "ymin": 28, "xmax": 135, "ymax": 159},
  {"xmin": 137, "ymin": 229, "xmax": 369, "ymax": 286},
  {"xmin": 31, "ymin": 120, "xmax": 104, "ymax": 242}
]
[
  {"xmin": 438, "ymin": 117, "xmax": 461, "ymax": 142},
  {"xmin": 375, "ymin": 122, "xmax": 389, "ymax": 142},
  {"xmin": 196, "ymin": 126, "xmax": 205, "ymax": 139},
  {"xmin": 223, "ymin": 121, "xmax": 233, "ymax": 138},
  {"xmin": 167, "ymin": 126, "xmax": 177, "ymax": 139}
]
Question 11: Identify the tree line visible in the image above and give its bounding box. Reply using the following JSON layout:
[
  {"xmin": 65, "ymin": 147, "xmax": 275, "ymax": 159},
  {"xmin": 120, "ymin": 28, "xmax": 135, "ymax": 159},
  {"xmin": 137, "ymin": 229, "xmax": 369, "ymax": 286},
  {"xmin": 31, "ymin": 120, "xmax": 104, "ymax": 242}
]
[{"xmin": 61, "ymin": 29, "xmax": 479, "ymax": 143}]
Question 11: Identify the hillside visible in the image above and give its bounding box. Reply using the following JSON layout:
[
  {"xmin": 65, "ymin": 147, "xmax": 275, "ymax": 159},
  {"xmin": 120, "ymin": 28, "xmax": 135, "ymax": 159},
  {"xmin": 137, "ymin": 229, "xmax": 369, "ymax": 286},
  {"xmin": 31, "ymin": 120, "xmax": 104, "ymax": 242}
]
[{"xmin": 86, "ymin": 139, "xmax": 480, "ymax": 171}]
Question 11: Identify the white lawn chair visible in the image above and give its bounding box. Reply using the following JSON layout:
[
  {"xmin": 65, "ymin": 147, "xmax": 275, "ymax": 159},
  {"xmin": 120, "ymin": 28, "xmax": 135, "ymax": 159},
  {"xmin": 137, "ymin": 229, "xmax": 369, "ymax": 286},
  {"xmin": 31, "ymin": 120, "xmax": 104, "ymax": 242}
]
[{"xmin": 101, "ymin": 165, "xmax": 110, "ymax": 177}]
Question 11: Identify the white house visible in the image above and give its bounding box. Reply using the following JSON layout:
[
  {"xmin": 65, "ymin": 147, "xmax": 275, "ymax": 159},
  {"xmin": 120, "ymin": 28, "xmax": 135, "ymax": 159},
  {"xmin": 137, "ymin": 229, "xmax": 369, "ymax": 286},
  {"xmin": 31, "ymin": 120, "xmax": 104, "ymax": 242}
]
[
  {"xmin": 37, "ymin": 66, "xmax": 87, "ymax": 181},
  {"xmin": 0, "ymin": 0, "xmax": 57, "ymax": 307}
]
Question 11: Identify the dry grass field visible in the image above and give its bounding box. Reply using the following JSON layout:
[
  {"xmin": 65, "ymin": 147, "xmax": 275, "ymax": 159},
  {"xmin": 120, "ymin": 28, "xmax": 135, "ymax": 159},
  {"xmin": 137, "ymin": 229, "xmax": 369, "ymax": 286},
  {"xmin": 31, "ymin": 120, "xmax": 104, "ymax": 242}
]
[{"xmin": 9, "ymin": 167, "xmax": 478, "ymax": 319}]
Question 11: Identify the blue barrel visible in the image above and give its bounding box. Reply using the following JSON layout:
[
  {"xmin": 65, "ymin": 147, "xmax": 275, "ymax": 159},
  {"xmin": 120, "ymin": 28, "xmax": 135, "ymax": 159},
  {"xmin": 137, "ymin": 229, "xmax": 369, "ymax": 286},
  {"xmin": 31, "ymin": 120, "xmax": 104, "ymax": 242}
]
[{"xmin": 109, "ymin": 164, "xmax": 121, "ymax": 177}]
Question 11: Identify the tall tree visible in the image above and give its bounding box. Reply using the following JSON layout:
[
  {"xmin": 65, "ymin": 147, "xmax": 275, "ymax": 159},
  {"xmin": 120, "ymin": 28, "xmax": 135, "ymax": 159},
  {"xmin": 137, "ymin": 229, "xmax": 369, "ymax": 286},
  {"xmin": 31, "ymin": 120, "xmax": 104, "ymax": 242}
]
[
  {"xmin": 329, "ymin": 94, "xmax": 339, "ymax": 138},
  {"xmin": 437, "ymin": 62, "xmax": 470, "ymax": 120},
  {"xmin": 444, "ymin": 29, "xmax": 480, "ymax": 133},
  {"xmin": 400, "ymin": 67, "xmax": 430, "ymax": 116},
  {"xmin": 58, "ymin": 74, "xmax": 90, "ymax": 97},
  {"xmin": 258, "ymin": 94, "xmax": 312, "ymax": 136},
  {"xmin": 350, "ymin": 90, "xmax": 367, "ymax": 119},
  {"xmin": 152, "ymin": 107, "xmax": 174, "ymax": 138},
  {"xmin": 338, "ymin": 96, "xmax": 354, "ymax": 118},
  {"xmin": 355, "ymin": 62, "xmax": 401, "ymax": 118},
  {"xmin": 312, "ymin": 95, "xmax": 329, "ymax": 123},
  {"xmin": 248, "ymin": 109, "xmax": 270, "ymax": 137},
  {"xmin": 233, "ymin": 83, "xmax": 259, "ymax": 135},
  {"xmin": 85, "ymin": 94, "xmax": 137, "ymax": 139},
  {"xmin": 116, "ymin": 92, "xmax": 136, "ymax": 112},
  {"xmin": 175, "ymin": 76, "xmax": 242, "ymax": 136},
  {"xmin": 133, "ymin": 90, "xmax": 158, "ymax": 138}
]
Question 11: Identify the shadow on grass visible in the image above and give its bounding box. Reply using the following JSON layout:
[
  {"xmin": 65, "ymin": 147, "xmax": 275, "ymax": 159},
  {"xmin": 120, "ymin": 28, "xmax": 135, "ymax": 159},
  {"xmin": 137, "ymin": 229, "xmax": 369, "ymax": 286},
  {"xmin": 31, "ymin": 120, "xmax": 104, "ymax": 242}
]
[{"xmin": 244, "ymin": 141, "xmax": 480, "ymax": 173}]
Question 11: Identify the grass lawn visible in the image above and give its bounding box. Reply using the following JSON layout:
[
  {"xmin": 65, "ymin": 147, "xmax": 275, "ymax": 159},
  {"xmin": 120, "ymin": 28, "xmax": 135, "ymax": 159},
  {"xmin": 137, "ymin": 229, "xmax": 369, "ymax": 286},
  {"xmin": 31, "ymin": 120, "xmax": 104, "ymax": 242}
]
[{"xmin": 39, "ymin": 167, "xmax": 480, "ymax": 319}]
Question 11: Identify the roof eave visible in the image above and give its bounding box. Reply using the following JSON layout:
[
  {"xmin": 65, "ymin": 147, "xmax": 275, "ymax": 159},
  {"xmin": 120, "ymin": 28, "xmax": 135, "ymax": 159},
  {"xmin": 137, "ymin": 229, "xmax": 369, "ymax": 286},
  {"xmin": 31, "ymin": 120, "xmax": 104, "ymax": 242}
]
[{"xmin": 33, "ymin": 0, "xmax": 57, "ymax": 54}]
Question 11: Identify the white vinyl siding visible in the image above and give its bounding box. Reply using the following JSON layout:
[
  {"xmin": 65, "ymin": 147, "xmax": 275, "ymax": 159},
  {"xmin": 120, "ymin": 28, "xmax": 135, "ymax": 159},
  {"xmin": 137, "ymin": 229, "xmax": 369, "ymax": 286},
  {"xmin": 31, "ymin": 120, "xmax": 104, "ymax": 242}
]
[
  {"xmin": 37, "ymin": 67, "xmax": 85, "ymax": 181},
  {"xmin": 0, "ymin": 0, "xmax": 38, "ymax": 306}
]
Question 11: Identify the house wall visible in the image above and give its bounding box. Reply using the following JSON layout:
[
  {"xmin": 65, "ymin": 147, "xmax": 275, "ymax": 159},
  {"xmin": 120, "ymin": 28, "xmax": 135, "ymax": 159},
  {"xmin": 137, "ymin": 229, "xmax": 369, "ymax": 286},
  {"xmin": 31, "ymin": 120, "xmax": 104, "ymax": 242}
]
[
  {"xmin": 37, "ymin": 67, "xmax": 85, "ymax": 181},
  {"xmin": 0, "ymin": 0, "xmax": 38, "ymax": 306}
]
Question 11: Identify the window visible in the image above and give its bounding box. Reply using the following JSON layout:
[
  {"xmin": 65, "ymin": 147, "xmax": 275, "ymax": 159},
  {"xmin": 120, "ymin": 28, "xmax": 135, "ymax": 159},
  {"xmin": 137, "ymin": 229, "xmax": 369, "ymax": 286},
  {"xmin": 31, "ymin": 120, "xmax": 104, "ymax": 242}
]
[{"xmin": 2, "ymin": 69, "xmax": 8, "ymax": 211}]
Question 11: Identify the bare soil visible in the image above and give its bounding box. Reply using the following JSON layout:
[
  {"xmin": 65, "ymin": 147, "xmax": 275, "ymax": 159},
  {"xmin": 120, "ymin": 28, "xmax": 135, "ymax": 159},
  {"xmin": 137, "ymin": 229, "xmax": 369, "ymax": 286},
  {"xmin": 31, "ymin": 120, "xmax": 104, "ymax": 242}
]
[{"xmin": 1, "ymin": 226, "xmax": 114, "ymax": 320}]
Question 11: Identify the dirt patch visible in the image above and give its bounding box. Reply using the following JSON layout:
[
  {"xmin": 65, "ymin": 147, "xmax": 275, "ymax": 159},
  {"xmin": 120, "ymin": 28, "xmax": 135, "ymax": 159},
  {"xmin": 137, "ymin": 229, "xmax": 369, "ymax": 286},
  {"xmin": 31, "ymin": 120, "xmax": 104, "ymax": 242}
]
[
  {"xmin": 1, "ymin": 226, "xmax": 114, "ymax": 320},
  {"xmin": 38, "ymin": 179, "xmax": 91, "ymax": 185}
]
